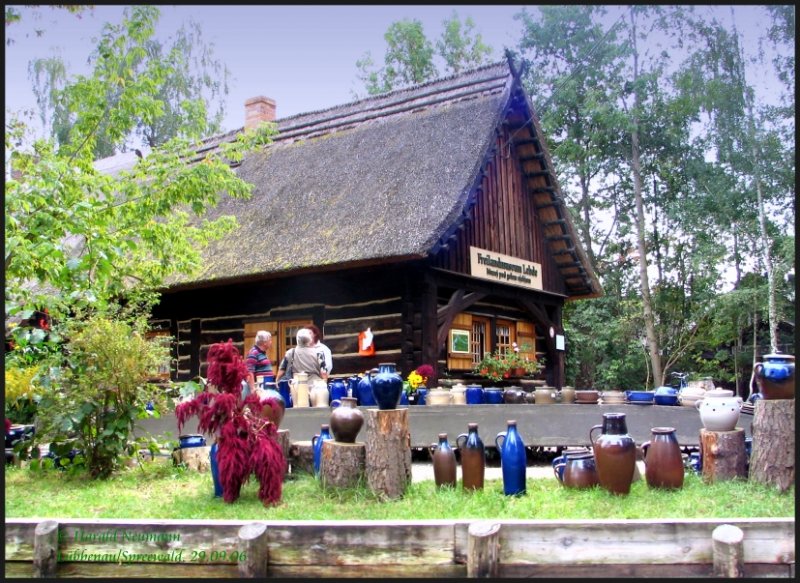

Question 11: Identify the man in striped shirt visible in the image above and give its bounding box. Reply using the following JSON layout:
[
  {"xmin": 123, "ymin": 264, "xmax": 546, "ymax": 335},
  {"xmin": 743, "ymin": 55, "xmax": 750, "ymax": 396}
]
[{"xmin": 245, "ymin": 330, "xmax": 274, "ymax": 396}]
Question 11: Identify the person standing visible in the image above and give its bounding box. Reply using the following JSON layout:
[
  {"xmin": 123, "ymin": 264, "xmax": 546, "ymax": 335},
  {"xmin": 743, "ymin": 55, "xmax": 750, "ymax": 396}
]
[
  {"xmin": 278, "ymin": 328, "xmax": 324, "ymax": 383},
  {"xmin": 245, "ymin": 330, "xmax": 274, "ymax": 397},
  {"xmin": 307, "ymin": 323, "xmax": 332, "ymax": 380}
]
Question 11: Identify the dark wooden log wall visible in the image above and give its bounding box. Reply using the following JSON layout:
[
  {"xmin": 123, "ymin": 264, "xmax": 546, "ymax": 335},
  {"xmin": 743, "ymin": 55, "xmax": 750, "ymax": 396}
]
[{"xmin": 430, "ymin": 126, "xmax": 567, "ymax": 297}]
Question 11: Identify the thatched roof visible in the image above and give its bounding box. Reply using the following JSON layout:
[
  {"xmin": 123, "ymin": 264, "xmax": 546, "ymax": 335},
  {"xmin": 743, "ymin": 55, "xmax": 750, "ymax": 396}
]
[{"xmin": 163, "ymin": 60, "xmax": 601, "ymax": 297}]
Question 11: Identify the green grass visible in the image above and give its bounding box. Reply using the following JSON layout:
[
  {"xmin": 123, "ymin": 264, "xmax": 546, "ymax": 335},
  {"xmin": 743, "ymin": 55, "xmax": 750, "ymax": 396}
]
[{"xmin": 4, "ymin": 460, "xmax": 794, "ymax": 521}]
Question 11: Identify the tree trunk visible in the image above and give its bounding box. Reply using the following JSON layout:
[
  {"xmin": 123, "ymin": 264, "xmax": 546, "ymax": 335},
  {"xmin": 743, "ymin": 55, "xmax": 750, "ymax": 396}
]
[
  {"xmin": 699, "ymin": 428, "xmax": 747, "ymax": 483},
  {"xmin": 364, "ymin": 408, "xmax": 411, "ymax": 500},
  {"xmin": 321, "ymin": 440, "xmax": 366, "ymax": 489},
  {"xmin": 748, "ymin": 399, "xmax": 795, "ymax": 492}
]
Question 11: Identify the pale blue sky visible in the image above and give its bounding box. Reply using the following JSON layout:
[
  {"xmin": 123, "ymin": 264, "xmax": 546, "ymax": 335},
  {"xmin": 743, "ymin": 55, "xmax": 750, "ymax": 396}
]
[{"xmin": 5, "ymin": 5, "xmax": 779, "ymax": 135}]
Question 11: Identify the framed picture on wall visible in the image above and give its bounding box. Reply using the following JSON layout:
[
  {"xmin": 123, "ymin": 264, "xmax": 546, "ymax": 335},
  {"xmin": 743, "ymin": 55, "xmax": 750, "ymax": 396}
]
[{"xmin": 449, "ymin": 328, "xmax": 471, "ymax": 355}]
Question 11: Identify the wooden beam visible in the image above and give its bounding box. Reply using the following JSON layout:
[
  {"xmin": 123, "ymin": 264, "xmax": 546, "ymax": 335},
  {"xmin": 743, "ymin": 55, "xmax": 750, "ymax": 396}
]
[
  {"xmin": 524, "ymin": 170, "xmax": 551, "ymax": 179},
  {"xmin": 542, "ymin": 219, "xmax": 567, "ymax": 228},
  {"xmin": 534, "ymin": 198, "xmax": 564, "ymax": 209},
  {"xmin": 544, "ymin": 234, "xmax": 572, "ymax": 242}
]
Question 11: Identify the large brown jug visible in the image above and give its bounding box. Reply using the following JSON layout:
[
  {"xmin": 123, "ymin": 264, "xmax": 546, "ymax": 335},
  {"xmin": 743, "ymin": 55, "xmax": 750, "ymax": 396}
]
[
  {"xmin": 589, "ymin": 412, "xmax": 636, "ymax": 495},
  {"xmin": 641, "ymin": 427, "xmax": 684, "ymax": 489},
  {"xmin": 456, "ymin": 423, "xmax": 485, "ymax": 491},
  {"xmin": 329, "ymin": 397, "xmax": 363, "ymax": 443},
  {"xmin": 430, "ymin": 433, "xmax": 457, "ymax": 488}
]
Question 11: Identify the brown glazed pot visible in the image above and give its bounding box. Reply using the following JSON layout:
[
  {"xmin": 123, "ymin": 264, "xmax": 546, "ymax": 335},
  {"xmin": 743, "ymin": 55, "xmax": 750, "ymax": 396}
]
[
  {"xmin": 456, "ymin": 423, "xmax": 485, "ymax": 491},
  {"xmin": 430, "ymin": 433, "xmax": 457, "ymax": 488},
  {"xmin": 575, "ymin": 389, "xmax": 600, "ymax": 404},
  {"xmin": 503, "ymin": 388, "xmax": 526, "ymax": 404},
  {"xmin": 329, "ymin": 397, "xmax": 363, "ymax": 443},
  {"xmin": 641, "ymin": 427, "xmax": 684, "ymax": 490},
  {"xmin": 561, "ymin": 452, "xmax": 600, "ymax": 489},
  {"xmin": 589, "ymin": 412, "xmax": 637, "ymax": 495}
]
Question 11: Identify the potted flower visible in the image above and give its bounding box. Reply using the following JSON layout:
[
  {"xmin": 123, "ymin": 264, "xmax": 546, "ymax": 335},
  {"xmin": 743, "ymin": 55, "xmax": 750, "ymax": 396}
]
[
  {"xmin": 474, "ymin": 344, "xmax": 541, "ymax": 382},
  {"xmin": 405, "ymin": 364, "xmax": 433, "ymax": 404}
]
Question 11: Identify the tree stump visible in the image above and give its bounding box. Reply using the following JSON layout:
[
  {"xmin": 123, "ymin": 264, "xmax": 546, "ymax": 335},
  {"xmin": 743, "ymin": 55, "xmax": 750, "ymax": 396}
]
[
  {"xmin": 289, "ymin": 440, "xmax": 315, "ymax": 475},
  {"xmin": 712, "ymin": 524, "xmax": 745, "ymax": 578},
  {"xmin": 467, "ymin": 521, "xmax": 501, "ymax": 578},
  {"xmin": 33, "ymin": 519, "xmax": 59, "ymax": 578},
  {"xmin": 175, "ymin": 445, "xmax": 211, "ymax": 472},
  {"xmin": 321, "ymin": 441, "xmax": 366, "ymax": 489},
  {"xmin": 364, "ymin": 408, "xmax": 411, "ymax": 500},
  {"xmin": 749, "ymin": 399, "xmax": 795, "ymax": 492},
  {"xmin": 699, "ymin": 428, "xmax": 746, "ymax": 483},
  {"xmin": 275, "ymin": 429, "xmax": 290, "ymax": 478}
]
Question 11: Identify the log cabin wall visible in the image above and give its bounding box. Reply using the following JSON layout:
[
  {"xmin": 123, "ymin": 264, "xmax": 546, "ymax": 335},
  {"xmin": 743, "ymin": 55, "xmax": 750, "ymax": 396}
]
[
  {"xmin": 430, "ymin": 125, "xmax": 566, "ymax": 296},
  {"xmin": 153, "ymin": 265, "xmax": 427, "ymax": 382}
]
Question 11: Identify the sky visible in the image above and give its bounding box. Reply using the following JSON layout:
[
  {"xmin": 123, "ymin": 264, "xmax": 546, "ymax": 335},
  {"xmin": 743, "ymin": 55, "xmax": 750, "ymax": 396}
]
[{"xmin": 4, "ymin": 4, "xmax": 781, "ymax": 136}]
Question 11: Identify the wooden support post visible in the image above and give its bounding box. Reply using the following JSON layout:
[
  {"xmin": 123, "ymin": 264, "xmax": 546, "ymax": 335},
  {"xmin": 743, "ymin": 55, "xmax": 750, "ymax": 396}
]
[
  {"xmin": 321, "ymin": 440, "xmax": 366, "ymax": 489},
  {"xmin": 467, "ymin": 521, "xmax": 501, "ymax": 578},
  {"xmin": 699, "ymin": 428, "xmax": 747, "ymax": 483},
  {"xmin": 364, "ymin": 408, "xmax": 411, "ymax": 500},
  {"xmin": 33, "ymin": 519, "xmax": 59, "ymax": 578},
  {"xmin": 749, "ymin": 399, "xmax": 795, "ymax": 492},
  {"xmin": 288, "ymin": 440, "xmax": 315, "ymax": 475},
  {"xmin": 237, "ymin": 522, "xmax": 269, "ymax": 578},
  {"xmin": 712, "ymin": 524, "xmax": 745, "ymax": 578},
  {"xmin": 176, "ymin": 445, "xmax": 211, "ymax": 472}
]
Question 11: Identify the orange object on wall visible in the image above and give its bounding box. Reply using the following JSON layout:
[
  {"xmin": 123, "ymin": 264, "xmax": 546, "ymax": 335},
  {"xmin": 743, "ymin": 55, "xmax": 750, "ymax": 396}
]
[{"xmin": 358, "ymin": 328, "xmax": 375, "ymax": 356}]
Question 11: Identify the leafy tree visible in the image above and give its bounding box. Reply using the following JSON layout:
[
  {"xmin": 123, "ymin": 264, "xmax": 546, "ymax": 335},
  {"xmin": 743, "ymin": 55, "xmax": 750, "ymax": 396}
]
[{"xmin": 436, "ymin": 11, "xmax": 492, "ymax": 75}]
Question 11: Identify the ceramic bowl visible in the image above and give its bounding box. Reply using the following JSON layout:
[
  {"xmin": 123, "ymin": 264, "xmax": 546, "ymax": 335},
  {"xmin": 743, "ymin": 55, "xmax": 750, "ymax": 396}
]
[
  {"xmin": 625, "ymin": 390, "xmax": 654, "ymax": 404},
  {"xmin": 179, "ymin": 434, "xmax": 206, "ymax": 448},
  {"xmin": 654, "ymin": 393, "xmax": 679, "ymax": 406},
  {"xmin": 574, "ymin": 389, "xmax": 599, "ymax": 404}
]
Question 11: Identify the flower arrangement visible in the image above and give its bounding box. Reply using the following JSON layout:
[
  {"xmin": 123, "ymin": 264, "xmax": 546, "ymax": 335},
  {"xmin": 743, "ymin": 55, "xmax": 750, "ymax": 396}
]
[
  {"xmin": 474, "ymin": 343, "xmax": 541, "ymax": 382},
  {"xmin": 404, "ymin": 364, "xmax": 434, "ymax": 394}
]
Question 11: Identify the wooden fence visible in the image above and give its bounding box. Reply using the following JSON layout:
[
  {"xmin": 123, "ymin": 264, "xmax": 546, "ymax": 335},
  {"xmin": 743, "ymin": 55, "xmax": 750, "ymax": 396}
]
[{"xmin": 5, "ymin": 517, "xmax": 794, "ymax": 578}]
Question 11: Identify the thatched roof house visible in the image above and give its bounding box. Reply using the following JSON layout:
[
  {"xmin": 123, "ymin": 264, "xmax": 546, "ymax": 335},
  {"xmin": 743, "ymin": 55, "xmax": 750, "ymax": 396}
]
[{"xmin": 152, "ymin": 58, "xmax": 601, "ymax": 387}]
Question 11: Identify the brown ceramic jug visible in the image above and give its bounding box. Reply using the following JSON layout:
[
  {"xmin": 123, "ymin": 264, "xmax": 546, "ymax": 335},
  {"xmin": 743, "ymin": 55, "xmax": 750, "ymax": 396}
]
[
  {"xmin": 558, "ymin": 451, "xmax": 599, "ymax": 489},
  {"xmin": 641, "ymin": 427, "xmax": 684, "ymax": 489},
  {"xmin": 430, "ymin": 433, "xmax": 457, "ymax": 488},
  {"xmin": 589, "ymin": 412, "xmax": 636, "ymax": 495},
  {"xmin": 329, "ymin": 397, "xmax": 363, "ymax": 443},
  {"xmin": 456, "ymin": 423, "xmax": 485, "ymax": 491}
]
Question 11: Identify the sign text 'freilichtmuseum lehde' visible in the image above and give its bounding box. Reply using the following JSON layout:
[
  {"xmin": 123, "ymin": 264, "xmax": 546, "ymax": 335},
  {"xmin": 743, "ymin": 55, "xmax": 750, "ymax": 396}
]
[{"xmin": 469, "ymin": 246, "xmax": 542, "ymax": 291}]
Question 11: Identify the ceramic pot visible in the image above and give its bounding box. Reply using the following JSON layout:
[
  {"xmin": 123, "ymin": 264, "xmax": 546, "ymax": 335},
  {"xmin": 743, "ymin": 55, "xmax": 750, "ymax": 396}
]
[
  {"xmin": 625, "ymin": 390, "xmax": 654, "ymax": 405},
  {"xmin": 292, "ymin": 372, "xmax": 310, "ymax": 408},
  {"xmin": 450, "ymin": 384, "xmax": 467, "ymax": 405},
  {"xmin": 329, "ymin": 378, "xmax": 348, "ymax": 404},
  {"xmin": 179, "ymin": 434, "xmax": 206, "ymax": 448},
  {"xmin": 503, "ymin": 387, "xmax": 526, "ymax": 404},
  {"xmin": 372, "ymin": 363, "xmax": 404, "ymax": 410},
  {"xmin": 678, "ymin": 385, "xmax": 705, "ymax": 408},
  {"xmin": 258, "ymin": 388, "xmax": 286, "ymax": 428},
  {"xmin": 277, "ymin": 378, "xmax": 293, "ymax": 408},
  {"xmin": 484, "ymin": 387, "xmax": 504, "ymax": 404},
  {"xmin": 600, "ymin": 391, "xmax": 626, "ymax": 405},
  {"xmin": 209, "ymin": 442, "xmax": 222, "ymax": 498},
  {"xmin": 465, "ymin": 385, "xmax": 484, "ymax": 405},
  {"xmin": 641, "ymin": 427, "xmax": 684, "ymax": 489},
  {"xmin": 575, "ymin": 389, "xmax": 599, "ymax": 404},
  {"xmin": 329, "ymin": 397, "xmax": 363, "ymax": 443},
  {"xmin": 654, "ymin": 386, "xmax": 679, "ymax": 406},
  {"xmin": 560, "ymin": 386, "xmax": 576, "ymax": 404},
  {"xmin": 347, "ymin": 375, "xmax": 361, "ymax": 399},
  {"xmin": 534, "ymin": 387, "xmax": 556, "ymax": 404},
  {"xmin": 430, "ymin": 433, "xmax": 457, "ymax": 488},
  {"xmin": 310, "ymin": 380, "xmax": 329, "ymax": 407},
  {"xmin": 416, "ymin": 387, "xmax": 428, "ymax": 405},
  {"xmin": 524, "ymin": 391, "xmax": 536, "ymax": 404},
  {"xmin": 590, "ymin": 412, "xmax": 636, "ymax": 495},
  {"xmin": 695, "ymin": 388, "xmax": 742, "ymax": 431},
  {"xmin": 754, "ymin": 353, "xmax": 795, "ymax": 400},
  {"xmin": 495, "ymin": 420, "xmax": 526, "ymax": 496},
  {"xmin": 553, "ymin": 451, "xmax": 599, "ymax": 489},
  {"xmin": 427, "ymin": 388, "xmax": 452, "ymax": 405},
  {"xmin": 456, "ymin": 423, "xmax": 485, "ymax": 491},
  {"xmin": 356, "ymin": 371, "xmax": 377, "ymax": 407},
  {"xmin": 311, "ymin": 424, "xmax": 333, "ymax": 476}
]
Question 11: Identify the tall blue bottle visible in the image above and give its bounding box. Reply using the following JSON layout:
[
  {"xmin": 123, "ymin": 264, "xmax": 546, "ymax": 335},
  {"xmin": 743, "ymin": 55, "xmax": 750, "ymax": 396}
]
[
  {"xmin": 311, "ymin": 424, "xmax": 333, "ymax": 476},
  {"xmin": 495, "ymin": 420, "xmax": 527, "ymax": 496},
  {"xmin": 209, "ymin": 442, "xmax": 223, "ymax": 497}
]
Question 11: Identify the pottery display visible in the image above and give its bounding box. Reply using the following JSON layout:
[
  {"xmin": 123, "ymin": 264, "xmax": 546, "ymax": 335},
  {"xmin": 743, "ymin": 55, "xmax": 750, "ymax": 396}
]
[
  {"xmin": 427, "ymin": 388, "xmax": 452, "ymax": 405},
  {"xmin": 695, "ymin": 388, "xmax": 743, "ymax": 431},
  {"xmin": 641, "ymin": 427, "xmax": 684, "ymax": 490},
  {"xmin": 653, "ymin": 386, "xmax": 679, "ymax": 406},
  {"xmin": 553, "ymin": 450, "xmax": 599, "ymax": 489},
  {"xmin": 575, "ymin": 389, "xmax": 599, "ymax": 404},
  {"xmin": 600, "ymin": 391, "xmax": 626, "ymax": 405},
  {"xmin": 311, "ymin": 424, "xmax": 334, "ymax": 476},
  {"xmin": 430, "ymin": 433, "xmax": 457, "ymax": 488},
  {"xmin": 495, "ymin": 420, "xmax": 526, "ymax": 496},
  {"xmin": 534, "ymin": 387, "xmax": 556, "ymax": 404},
  {"xmin": 329, "ymin": 397, "xmax": 363, "ymax": 443},
  {"xmin": 524, "ymin": 391, "xmax": 536, "ymax": 404},
  {"xmin": 179, "ymin": 434, "xmax": 206, "ymax": 448},
  {"xmin": 450, "ymin": 384, "xmax": 467, "ymax": 405},
  {"xmin": 415, "ymin": 387, "xmax": 428, "ymax": 405},
  {"xmin": 277, "ymin": 378, "xmax": 293, "ymax": 408},
  {"xmin": 465, "ymin": 385, "xmax": 484, "ymax": 405},
  {"xmin": 503, "ymin": 387, "xmax": 526, "ymax": 404},
  {"xmin": 292, "ymin": 372, "xmax": 310, "ymax": 408},
  {"xmin": 347, "ymin": 375, "xmax": 361, "ymax": 399},
  {"xmin": 356, "ymin": 371, "xmax": 377, "ymax": 407},
  {"xmin": 484, "ymin": 387, "xmax": 504, "ymax": 404},
  {"xmin": 456, "ymin": 423, "xmax": 485, "ymax": 491},
  {"xmin": 590, "ymin": 412, "xmax": 637, "ymax": 495},
  {"xmin": 560, "ymin": 386, "xmax": 576, "ymax": 404},
  {"xmin": 310, "ymin": 379, "xmax": 330, "ymax": 407},
  {"xmin": 372, "ymin": 363, "xmax": 404, "ymax": 410},
  {"xmin": 625, "ymin": 390, "xmax": 654, "ymax": 405},
  {"xmin": 754, "ymin": 353, "xmax": 795, "ymax": 400},
  {"xmin": 329, "ymin": 378, "xmax": 348, "ymax": 404}
]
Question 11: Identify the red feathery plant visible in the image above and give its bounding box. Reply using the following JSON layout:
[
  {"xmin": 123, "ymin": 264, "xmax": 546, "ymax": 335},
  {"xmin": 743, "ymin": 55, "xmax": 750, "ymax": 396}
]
[{"xmin": 175, "ymin": 339, "xmax": 286, "ymax": 505}]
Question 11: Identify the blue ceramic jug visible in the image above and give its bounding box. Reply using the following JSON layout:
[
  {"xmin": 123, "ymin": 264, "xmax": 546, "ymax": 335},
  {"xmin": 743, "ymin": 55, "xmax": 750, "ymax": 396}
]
[
  {"xmin": 484, "ymin": 387, "xmax": 504, "ymax": 404},
  {"xmin": 356, "ymin": 372, "xmax": 377, "ymax": 407},
  {"xmin": 277, "ymin": 378, "xmax": 293, "ymax": 408},
  {"xmin": 329, "ymin": 378, "xmax": 348, "ymax": 405},
  {"xmin": 466, "ymin": 384, "xmax": 484, "ymax": 405},
  {"xmin": 311, "ymin": 424, "xmax": 333, "ymax": 476},
  {"xmin": 495, "ymin": 420, "xmax": 527, "ymax": 496},
  {"xmin": 416, "ymin": 387, "xmax": 428, "ymax": 405},
  {"xmin": 372, "ymin": 363, "xmax": 403, "ymax": 410},
  {"xmin": 754, "ymin": 353, "xmax": 795, "ymax": 400},
  {"xmin": 209, "ymin": 442, "xmax": 223, "ymax": 497}
]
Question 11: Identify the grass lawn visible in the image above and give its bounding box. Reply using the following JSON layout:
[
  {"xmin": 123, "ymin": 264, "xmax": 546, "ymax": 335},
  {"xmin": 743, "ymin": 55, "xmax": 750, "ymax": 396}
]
[{"xmin": 4, "ymin": 459, "xmax": 794, "ymax": 521}]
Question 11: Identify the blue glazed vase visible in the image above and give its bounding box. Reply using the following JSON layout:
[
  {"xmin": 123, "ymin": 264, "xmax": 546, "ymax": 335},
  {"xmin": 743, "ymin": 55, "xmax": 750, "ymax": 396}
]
[
  {"xmin": 209, "ymin": 442, "xmax": 223, "ymax": 497},
  {"xmin": 277, "ymin": 378, "xmax": 293, "ymax": 408},
  {"xmin": 311, "ymin": 424, "xmax": 333, "ymax": 476},
  {"xmin": 466, "ymin": 385, "xmax": 484, "ymax": 405},
  {"xmin": 416, "ymin": 387, "xmax": 428, "ymax": 405},
  {"xmin": 754, "ymin": 353, "xmax": 795, "ymax": 400},
  {"xmin": 399, "ymin": 391, "xmax": 409, "ymax": 406},
  {"xmin": 372, "ymin": 363, "xmax": 404, "ymax": 410},
  {"xmin": 495, "ymin": 420, "xmax": 527, "ymax": 496},
  {"xmin": 329, "ymin": 378, "xmax": 348, "ymax": 404},
  {"xmin": 356, "ymin": 372, "xmax": 377, "ymax": 407},
  {"xmin": 484, "ymin": 387, "xmax": 504, "ymax": 404}
]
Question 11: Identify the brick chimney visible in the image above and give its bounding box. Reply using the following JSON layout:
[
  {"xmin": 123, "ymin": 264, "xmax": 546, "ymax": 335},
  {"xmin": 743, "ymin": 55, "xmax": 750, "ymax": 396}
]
[{"xmin": 244, "ymin": 96, "xmax": 276, "ymax": 130}]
